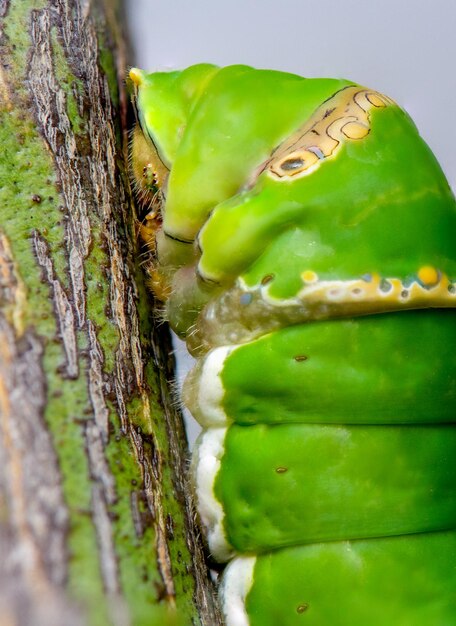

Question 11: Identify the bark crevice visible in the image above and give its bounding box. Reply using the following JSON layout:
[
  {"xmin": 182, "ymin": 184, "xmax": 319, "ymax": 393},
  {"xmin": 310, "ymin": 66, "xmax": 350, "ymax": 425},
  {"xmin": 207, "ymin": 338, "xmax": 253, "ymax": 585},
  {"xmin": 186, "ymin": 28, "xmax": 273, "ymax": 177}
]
[{"xmin": 0, "ymin": 1, "xmax": 221, "ymax": 624}]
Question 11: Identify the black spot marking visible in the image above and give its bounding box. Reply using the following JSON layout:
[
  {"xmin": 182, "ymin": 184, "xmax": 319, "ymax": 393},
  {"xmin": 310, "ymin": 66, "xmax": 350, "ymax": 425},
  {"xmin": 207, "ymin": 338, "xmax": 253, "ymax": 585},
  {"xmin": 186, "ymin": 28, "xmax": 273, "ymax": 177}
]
[
  {"xmin": 281, "ymin": 157, "xmax": 305, "ymax": 171},
  {"xmin": 401, "ymin": 289, "xmax": 409, "ymax": 298},
  {"xmin": 261, "ymin": 273, "xmax": 275, "ymax": 286}
]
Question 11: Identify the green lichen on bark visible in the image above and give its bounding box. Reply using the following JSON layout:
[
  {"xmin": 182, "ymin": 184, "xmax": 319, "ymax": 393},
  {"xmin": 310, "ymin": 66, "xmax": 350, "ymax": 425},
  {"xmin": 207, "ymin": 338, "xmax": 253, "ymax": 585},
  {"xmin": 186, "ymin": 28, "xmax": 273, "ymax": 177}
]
[{"xmin": 0, "ymin": 2, "xmax": 220, "ymax": 625}]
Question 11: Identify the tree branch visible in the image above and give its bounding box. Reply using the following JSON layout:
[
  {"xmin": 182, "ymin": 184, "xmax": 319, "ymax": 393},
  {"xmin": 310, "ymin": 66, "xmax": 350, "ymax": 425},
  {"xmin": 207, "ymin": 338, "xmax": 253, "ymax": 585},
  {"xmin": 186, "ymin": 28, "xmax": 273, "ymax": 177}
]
[{"xmin": 0, "ymin": 1, "xmax": 221, "ymax": 624}]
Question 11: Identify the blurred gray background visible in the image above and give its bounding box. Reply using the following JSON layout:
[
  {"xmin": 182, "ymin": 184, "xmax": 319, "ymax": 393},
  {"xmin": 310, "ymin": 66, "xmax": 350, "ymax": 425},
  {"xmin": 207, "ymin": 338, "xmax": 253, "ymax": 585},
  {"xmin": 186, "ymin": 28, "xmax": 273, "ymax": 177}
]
[
  {"xmin": 127, "ymin": 0, "xmax": 455, "ymax": 189},
  {"xmin": 126, "ymin": 0, "xmax": 455, "ymax": 445}
]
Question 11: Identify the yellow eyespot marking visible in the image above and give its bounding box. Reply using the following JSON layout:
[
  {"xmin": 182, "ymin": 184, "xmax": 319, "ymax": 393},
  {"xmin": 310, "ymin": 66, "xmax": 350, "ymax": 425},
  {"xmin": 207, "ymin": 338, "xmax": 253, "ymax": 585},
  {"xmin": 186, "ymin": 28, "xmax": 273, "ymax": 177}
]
[
  {"xmin": 264, "ymin": 86, "xmax": 394, "ymax": 181},
  {"xmin": 418, "ymin": 265, "xmax": 440, "ymax": 287},
  {"xmin": 301, "ymin": 270, "xmax": 318, "ymax": 284}
]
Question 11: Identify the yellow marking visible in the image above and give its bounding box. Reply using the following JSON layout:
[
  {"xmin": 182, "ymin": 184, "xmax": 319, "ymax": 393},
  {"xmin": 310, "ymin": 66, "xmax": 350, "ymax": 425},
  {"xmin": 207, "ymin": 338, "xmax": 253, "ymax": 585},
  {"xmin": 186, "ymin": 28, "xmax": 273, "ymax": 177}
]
[
  {"xmin": 265, "ymin": 86, "xmax": 394, "ymax": 181},
  {"xmin": 301, "ymin": 270, "xmax": 319, "ymax": 283},
  {"xmin": 363, "ymin": 92, "xmax": 388, "ymax": 108},
  {"xmin": 417, "ymin": 265, "xmax": 440, "ymax": 286},
  {"xmin": 297, "ymin": 271, "xmax": 455, "ymax": 311},
  {"xmin": 341, "ymin": 121, "xmax": 370, "ymax": 139},
  {"xmin": 129, "ymin": 67, "xmax": 145, "ymax": 86}
]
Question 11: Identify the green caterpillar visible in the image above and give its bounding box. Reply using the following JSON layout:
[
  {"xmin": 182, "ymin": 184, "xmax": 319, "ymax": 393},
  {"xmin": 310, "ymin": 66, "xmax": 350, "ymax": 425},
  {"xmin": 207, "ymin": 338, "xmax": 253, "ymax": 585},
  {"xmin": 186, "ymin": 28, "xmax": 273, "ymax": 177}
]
[{"xmin": 129, "ymin": 64, "xmax": 456, "ymax": 626}]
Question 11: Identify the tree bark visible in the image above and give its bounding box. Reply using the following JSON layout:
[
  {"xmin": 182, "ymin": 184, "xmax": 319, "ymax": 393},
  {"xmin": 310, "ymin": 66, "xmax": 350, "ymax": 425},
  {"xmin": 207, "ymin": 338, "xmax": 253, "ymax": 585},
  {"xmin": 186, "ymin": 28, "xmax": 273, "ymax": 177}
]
[{"xmin": 0, "ymin": 1, "xmax": 221, "ymax": 625}]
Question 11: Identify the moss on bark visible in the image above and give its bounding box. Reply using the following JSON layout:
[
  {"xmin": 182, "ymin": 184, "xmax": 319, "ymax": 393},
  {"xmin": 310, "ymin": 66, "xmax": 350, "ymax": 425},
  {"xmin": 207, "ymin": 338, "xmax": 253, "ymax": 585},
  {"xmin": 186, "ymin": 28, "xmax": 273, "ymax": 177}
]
[{"xmin": 0, "ymin": 2, "xmax": 221, "ymax": 625}]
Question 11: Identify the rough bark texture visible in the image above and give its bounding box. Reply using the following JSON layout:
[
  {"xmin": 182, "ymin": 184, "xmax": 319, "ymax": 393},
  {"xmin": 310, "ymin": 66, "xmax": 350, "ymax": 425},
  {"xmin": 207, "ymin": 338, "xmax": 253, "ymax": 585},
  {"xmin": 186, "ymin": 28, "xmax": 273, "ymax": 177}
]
[{"xmin": 0, "ymin": 1, "xmax": 221, "ymax": 625}]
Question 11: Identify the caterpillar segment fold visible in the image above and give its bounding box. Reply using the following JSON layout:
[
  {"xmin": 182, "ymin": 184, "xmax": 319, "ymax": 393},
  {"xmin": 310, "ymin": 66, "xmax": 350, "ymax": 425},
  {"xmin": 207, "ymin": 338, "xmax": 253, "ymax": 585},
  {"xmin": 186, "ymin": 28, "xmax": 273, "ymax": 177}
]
[{"xmin": 129, "ymin": 64, "xmax": 456, "ymax": 626}]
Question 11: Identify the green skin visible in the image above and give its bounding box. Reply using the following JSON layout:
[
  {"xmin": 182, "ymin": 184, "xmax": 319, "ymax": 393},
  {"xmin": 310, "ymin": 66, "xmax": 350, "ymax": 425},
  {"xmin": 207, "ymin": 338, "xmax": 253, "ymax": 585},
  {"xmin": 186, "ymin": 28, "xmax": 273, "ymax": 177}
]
[
  {"xmin": 197, "ymin": 104, "xmax": 456, "ymax": 286},
  {"xmin": 243, "ymin": 530, "xmax": 456, "ymax": 626},
  {"xmin": 217, "ymin": 422, "xmax": 456, "ymax": 552},
  {"xmin": 131, "ymin": 64, "xmax": 456, "ymax": 625},
  {"xmin": 187, "ymin": 309, "xmax": 456, "ymax": 425}
]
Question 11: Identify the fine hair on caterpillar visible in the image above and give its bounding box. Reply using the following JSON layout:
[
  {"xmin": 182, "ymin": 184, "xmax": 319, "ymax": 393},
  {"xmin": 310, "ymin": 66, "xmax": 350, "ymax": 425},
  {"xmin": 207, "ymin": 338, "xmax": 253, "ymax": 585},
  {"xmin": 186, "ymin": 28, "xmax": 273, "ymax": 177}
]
[{"xmin": 128, "ymin": 63, "xmax": 456, "ymax": 626}]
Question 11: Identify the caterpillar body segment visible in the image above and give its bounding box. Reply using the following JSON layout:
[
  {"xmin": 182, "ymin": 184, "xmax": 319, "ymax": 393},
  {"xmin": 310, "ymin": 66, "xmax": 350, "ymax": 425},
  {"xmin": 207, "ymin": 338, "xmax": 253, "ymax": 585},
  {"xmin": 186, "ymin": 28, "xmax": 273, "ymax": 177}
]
[
  {"xmin": 222, "ymin": 531, "xmax": 456, "ymax": 626},
  {"xmin": 184, "ymin": 310, "xmax": 456, "ymax": 427},
  {"xmin": 194, "ymin": 422, "xmax": 456, "ymax": 558},
  {"xmin": 129, "ymin": 64, "xmax": 456, "ymax": 625}
]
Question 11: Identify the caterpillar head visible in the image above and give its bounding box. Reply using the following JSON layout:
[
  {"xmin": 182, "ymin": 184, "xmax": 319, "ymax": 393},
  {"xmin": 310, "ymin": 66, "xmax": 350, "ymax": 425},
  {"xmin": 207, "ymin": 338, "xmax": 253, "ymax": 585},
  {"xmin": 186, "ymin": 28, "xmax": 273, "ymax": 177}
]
[
  {"xmin": 128, "ymin": 65, "xmax": 219, "ymax": 309},
  {"xmin": 129, "ymin": 65, "xmax": 456, "ymax": 347}
]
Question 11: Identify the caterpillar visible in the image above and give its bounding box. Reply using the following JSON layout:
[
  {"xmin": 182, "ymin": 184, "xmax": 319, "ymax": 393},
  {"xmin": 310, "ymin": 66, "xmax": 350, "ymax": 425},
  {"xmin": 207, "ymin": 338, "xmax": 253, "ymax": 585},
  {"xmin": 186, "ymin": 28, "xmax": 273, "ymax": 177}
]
[{"xmin": 128, "ymin": 64, "xmax": 456, "ymax": 625}]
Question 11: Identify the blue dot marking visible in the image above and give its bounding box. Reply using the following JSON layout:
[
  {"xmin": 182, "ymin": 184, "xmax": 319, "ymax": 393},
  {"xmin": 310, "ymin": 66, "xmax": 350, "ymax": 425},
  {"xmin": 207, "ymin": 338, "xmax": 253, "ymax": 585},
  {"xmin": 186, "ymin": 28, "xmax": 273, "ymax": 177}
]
[{"xmin": 240, "ymin": 293, "xmax": 253, "ymax": 306}]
